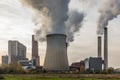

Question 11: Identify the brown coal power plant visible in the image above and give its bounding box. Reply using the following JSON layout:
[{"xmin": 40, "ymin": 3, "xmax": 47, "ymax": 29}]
[{"xmin": 20, "ymin": 0, "xmax": 120, "ymax": 72}]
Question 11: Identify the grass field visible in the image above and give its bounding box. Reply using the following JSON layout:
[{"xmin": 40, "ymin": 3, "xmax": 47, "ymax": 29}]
[
  {"xmin": 2, "ymin": 77, "xmax": 100, "ymax": 80},
  {"xmin": 3, "ymin": 76, "xmax": 120, "ymax": 80},
  {"xmin": 1, "ymin": 74, "xmax": 120, "ymax": 80}
]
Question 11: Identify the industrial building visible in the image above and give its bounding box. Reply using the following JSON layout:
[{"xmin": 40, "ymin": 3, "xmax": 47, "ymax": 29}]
[
  {"xmin": 2, "ymin": 55, "xmax": 8, "ymax": 65},
  {"xmin": 18, "ymin": 60, "xmax": 32, "ymax": 69},
  {"xmin": 32, "ymin": 35, "xmax": 40, "ymax": 66},
  {"xmin": 70, "ymin": 60, "xmax": 85, "ymax": 73},
  {"xmin": 43, "ymin": 34, "xmax": 69, "ymax": 71},
  {"xmin": 84, "ymin": 57, "xmax": 102, "ymax": 71},
  {"xmin": 8, "ymin": 40, "xmax": 27, "ymax": 64}
]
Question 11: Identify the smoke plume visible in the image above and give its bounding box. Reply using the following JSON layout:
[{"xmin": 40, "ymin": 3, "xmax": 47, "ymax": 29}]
[
  {"xmin": 79, "ymin": 0, "xmax": 98, "ymax": 8},
  {"xmin": 97, "ymin": 0, "xmax": 120, "ymax": 35},
  {"xmin": 21, "ymin": 0, "xmax": 84, "ymax": 42},
  {"xmin": 66, "ymin": 10, "xmax": 84, "ymax": 42}
]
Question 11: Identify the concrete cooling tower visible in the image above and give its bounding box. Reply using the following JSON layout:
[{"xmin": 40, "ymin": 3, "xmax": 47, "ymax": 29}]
[{"xmin": 43, "ymin": 34, "xmax": 69, "ymax": 71}]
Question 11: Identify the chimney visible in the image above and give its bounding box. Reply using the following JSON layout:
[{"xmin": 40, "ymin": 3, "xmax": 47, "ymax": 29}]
[
  {"xmin": 32, "ymin": 35, "xmax": 40, "ymax": 66},
  {"xmin": 104, "ymin": 27, "xmax": 108, "ymax": 70},
  {"xmin": 98, "ymin": 36, "xmax": 102, "ymax": 58}
]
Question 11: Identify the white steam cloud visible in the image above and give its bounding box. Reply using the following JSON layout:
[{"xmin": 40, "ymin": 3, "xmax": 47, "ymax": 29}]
[
  {"xmin": 79, "ymin": 0, "xmax": 98, "ymax": 9},
  {"xmin": 97, "ymin": 0, "xmax": 120, "ymax": 35},
  {"xmin": 66, "ymin": 10, "xmax": 84, "ymax": 42},
  {"xmin": 21, "ymin": 0, "xmax": 84, "ymax": 42}
]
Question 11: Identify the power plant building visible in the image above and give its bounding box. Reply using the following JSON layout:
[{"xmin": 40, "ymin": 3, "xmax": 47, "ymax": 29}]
[
  {"xmin": 84, "ymin": 57, "xmax": 102, "ymax": 71},
  {"xmin": 18, "ymin": 60, "xmax": 32, "ymax": 69},
  {"xmin": 32, "ymin": 35, "xmax": 40, "ymax": 66},
  {"xmin": 2, "ymin": 55, "xmax": 8, "ymax": 65},
  {"xmin": 70, "ymin": 60, "xmax": 85, "ymax": 73},
  {"xmin": 8, "ymin": 40, "xmax": 27, "ymax": 64},
  {"xmin": 43, "ymin": 34, "xmax": 69, "ymax": 71}
]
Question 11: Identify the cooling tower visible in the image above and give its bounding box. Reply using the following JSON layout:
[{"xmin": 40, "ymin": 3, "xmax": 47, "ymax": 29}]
[
  {"xmin": 98, "ymin": 36, "xmax": 102, "ymax": 58},
  {"xmin": 104, "ymin": 27, "xmax": 108, "ymax": 70},
  {"xmin": 43, "ymin": 34, "xmax": 69, "ymax": 71}
]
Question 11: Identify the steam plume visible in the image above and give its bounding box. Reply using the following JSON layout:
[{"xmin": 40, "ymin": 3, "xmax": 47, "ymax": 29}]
[
  {"xmin": 21, "ymin": 0, "xmax": 84, "ymax": 42},
  {"xmin": 79, "ymin": 0, "xmax": 97, "ymax": 7},
  {"xmin": 66, "ymin": 10, "xmax": 84, "ymax": 42},
  {"xmin": 97, "ymin": 0, "xmax": 120, "ymax": 35}
]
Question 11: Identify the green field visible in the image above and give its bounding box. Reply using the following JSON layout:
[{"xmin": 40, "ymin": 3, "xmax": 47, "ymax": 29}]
[
  {"xmin": 1, "ymin": 74, "xmax": 120, "ymax": 80},
  {"xmin": 2, "ymin": 76, "xmax": 120, "ymax": 80},
  {"xmin": 1, "ymin": 77, "xmax": 119, "ymax": 80}
]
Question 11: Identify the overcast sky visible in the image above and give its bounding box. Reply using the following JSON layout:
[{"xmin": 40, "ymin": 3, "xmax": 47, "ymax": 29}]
[{"xmin": 0, "ymin": 0, "xmax": 120, "ymax": 68}]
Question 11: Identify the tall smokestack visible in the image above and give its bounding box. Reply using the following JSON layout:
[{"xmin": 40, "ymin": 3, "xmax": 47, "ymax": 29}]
[
  {"xmin": 32, "ymin": 35, "xmax": 40, "ymax": 66},
  {"xmin": 98, "ymin": 36, "xmax": 102, "ymax": 58},
  {"xmin": 43, "ymin": 34, "xmax": 69, "ymax": 71},
  {"xmin": 104, "ymin": 27, "xmax": 108, "ymax": 70}
]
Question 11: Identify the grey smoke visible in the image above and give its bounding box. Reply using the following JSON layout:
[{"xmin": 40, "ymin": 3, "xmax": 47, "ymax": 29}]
[
  {"xmin": 97, "ymin": 0, "xmax": 120, "ymax": 35},
  {"xmin": 79, "ymin": 0, "xmax": 97, "ymax": 8},
  {"xmin": 21, "ymin": 0, "xmax": 84, "ymax": 42},
  {"xmin": 66, "ymin": 10, "xmax": 84, "ymax": 42}
]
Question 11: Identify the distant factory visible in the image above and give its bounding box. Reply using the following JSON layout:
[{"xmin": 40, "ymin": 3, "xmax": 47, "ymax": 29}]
[
  {"xmin": 8, "ymin": 40, "xmax": 27, "ymax": 64},
  {"xmin": 1, "ymin": 27, "xmax": 109, "ymax": 72},
  {"xmin": 2, "ymin": 55, "xmax": 8, "ymax": 65},
  {"xmin": 84, "ymin": 57, "xmax": 102, "ymax": 71},
  {"xmin": 84, "ymin": 27, "xmax": 108, "ymax": 71},
  {"xmin": 1, "ymin": 35, "xmax": 40, "ymax": 69},
  {"xmin": 2, "ymin": 40, "xmax": 27, "ymax": 66},
  {"xmin": 70, "ymin": 27, "xmax": 108, "ymax": 72}
]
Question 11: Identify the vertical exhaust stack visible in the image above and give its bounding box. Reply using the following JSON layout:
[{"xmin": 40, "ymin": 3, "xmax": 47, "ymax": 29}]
[
  {"xmin": 43, "ymin": 34, "xmax": 69, "ymax": 71},
  {"xmin": 98, "ymin": 36, "xmax": 102, "ymax": 58},
  {"xmin": 104, "ymin": 27, "xmax": 108, "ymax": 70},
  {"xmin": 32, "ymin": 35, "xmax": 40, "ymax": 66}
]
